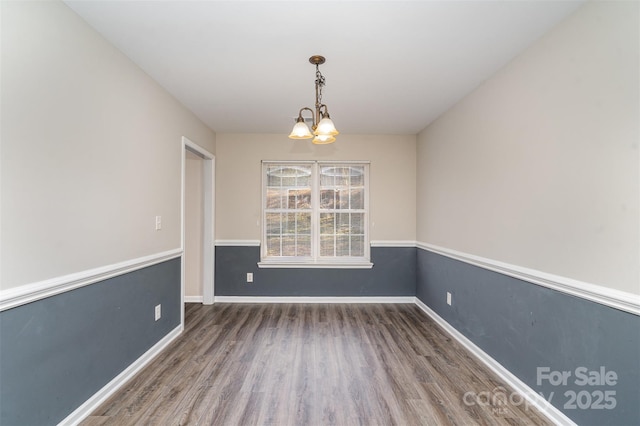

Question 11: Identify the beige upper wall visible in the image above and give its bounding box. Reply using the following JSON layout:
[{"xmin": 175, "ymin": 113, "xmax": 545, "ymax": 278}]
[
  {"xmin": 1, "ymin": 1, "xmax": 215, "ymax": 290},
  {"xmin": 215, "ymin": 134, "xmax": 416, "ymax": 242},
  {"xmin": 417, "ymin": 1, "xmax": 639, "ymax": 294}
]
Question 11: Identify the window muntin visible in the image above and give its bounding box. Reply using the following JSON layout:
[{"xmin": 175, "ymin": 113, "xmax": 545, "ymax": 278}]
[{"xmin": 262, "ymin": 161, "xmax": 369, "ymax": 264}]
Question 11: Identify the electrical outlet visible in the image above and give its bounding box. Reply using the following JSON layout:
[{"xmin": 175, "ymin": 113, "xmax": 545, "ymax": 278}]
[
  {"xmin": 447, "ymin": 292, "xmax": 452, "ymax": 306},
  {"xmin": 247, "ymin": 273, "xmax": 253, "ymax": 283},
  {"xmin": 155, "ymin": 216, "xmax": 162, "ymax": 231},
  {"xmin": 155, "ymin": 304, "xmax": 161, "ymax": 321}
]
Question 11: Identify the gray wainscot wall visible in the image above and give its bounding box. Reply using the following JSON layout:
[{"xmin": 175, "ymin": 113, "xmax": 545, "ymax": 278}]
[
  {"xmin": 0, "ymin": 258, "xmax": 181, "ymax": 426},
  {"xmin": 416, "ymin": 248, "xmax": 640, "ymax": 426},
  {"xmin": 215, "ymin": 245, "xmax": 416, "ymax": 297}
]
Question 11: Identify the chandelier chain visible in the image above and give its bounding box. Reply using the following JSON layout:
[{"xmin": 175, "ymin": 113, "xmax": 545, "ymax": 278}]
[{"xmin": 315, "ymin": 64, "xmax": 325, "ymax": 106}]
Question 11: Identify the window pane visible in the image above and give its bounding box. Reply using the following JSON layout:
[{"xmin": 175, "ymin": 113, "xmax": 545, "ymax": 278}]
[
  {"xmin": 350, "ymin": 166, "xmax": 365, "ymax": 186},
  {"xmin": 320, "ymin": 213, "xmax": 334, "ymax": 235},
  {"xmin": 324, "ymin": 166, "xmax": 363, "ymax": 184},
  {"xmin": 266, "ymin": 165, "xmax": 312, "ymax": 210},
  {"xmin": 266, "ymin": 188, "xmax": 282, "ymax": 209},
  {"xmin": 321, "ymin": 166, "xmax": 355, "ymax": 186},
  {"xmin": 284, "ymin": 189, "xmax": 310, "ymax": 210},
  {"xmin": 336, "ymin": 189, "xmax": 350, "ymax": 209},
  {"xmin": 266, "ymin": 213, "xmax": 281, "ymax": 234},
  {"xmin": 295, "ymin": 189, "xmax": 311, "ymax": 209},
  {"xmin": 300, "ymin": 189, "xmax": 312, "ymax": 209},
  {"xmin": 274, "ymin": 233, "xmax": 311, "ymax": 257},
  {"xmin": 287, "ymin": 190, "xmax": 296, "ymax": 209},
  {"xmin": 297, "ymin": 174, "xmax": 311, "ymax": 187},
  {"xmin": 297, "ymin": 235, "xmax": 311, "ymax": 256},
  {"xmin": 320, "ymin": 235, "xmax": 334, "ymax": 257},
  {"xmin": 266, "ymin": 236, "xmax": 281, "ymax": 256},
  {"xmin": 282, "ymin": 175, "xmax": 296, "ymax": 187},
  {"xmin": 283, "ymin": 213, "xmax": 296, "ymax": 234},
  {"xmin": 267, "ymin": 172, "xmax": 281, "ymax": 187},
  {"xmin": 351, "ymin": 236, "xmax": 364, "ymax": 257},
  {"xmin": 296, "ymin": 213, "xmax": 311, "ymax": 235},
  {"xmin": 320, "ymin": 169, "xmax": 334, "ymax": 186},
  {"xmin": 336, "ymin": 235, "xmax": 350, "ymax": 256},
  {"xmin": 282, "ymin": 235, "xmax": 296, "ymax": 256},
  {"xmin": 350, "ymin": 188, "xmax": 364, "ymax": 209},
  {"xmin": 351, "ymin": 213, "xmax": 364, "ymax": 234},
  {"xmin": 320, "ymin": 189, "xmax": 335, "ymax": 209},
  {"xmin": 337, "ymin": 213, "xmax": 350, "ymax": 234}
]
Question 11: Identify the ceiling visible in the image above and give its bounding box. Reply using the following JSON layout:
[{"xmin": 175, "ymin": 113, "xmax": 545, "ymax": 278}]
[{"xmin": 64, "ymin": 0, "xmax": 584, "ymax": 135}]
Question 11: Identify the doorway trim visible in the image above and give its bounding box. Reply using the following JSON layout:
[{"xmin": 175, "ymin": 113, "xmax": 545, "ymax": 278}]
[{"xmin": 181, "ymin": 137, "xmax": 215, "ymax": 320}]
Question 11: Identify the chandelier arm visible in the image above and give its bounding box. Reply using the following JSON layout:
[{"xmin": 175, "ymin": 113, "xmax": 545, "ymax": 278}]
[
  {"xmin": 318, "ymin": 104, "xmax": 330, "ymax": 118},
  {"xmin": 298, "ymin": 107, "xmax": 314, "ymax": 119},
  {"xmin": 297, "ymin": 107, "xmax": 316, "ymax": 126}
]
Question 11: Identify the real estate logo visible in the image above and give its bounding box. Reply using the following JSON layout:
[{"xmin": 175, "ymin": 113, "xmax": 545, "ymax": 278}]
[
  {"xmin": 537, "ymin": 366, "xmax": 617, "ymax": 410},
  {"xmin": 462, "ymin": 386, "xmax": 531, "ymax": 415},
  {"xmin": 462, "ymin": 366, "xmax": 618, "ymax": 414}
]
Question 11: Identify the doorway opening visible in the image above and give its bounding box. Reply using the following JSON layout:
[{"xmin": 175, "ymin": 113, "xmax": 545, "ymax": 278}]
[{"xmin": 181, "ymin": 137, "xmax": 215, "ymax": 324}]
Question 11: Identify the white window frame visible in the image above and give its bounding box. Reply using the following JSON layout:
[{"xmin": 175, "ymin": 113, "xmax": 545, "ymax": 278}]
[{"xmin": 259, "ymin": 160, "xmax": 372, "ymax": 269}]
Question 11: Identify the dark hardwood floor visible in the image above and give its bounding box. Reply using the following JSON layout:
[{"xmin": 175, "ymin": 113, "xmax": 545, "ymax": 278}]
[{"xmin": 82, "ymin": 303, "xmax": 552, "ymax": 425}]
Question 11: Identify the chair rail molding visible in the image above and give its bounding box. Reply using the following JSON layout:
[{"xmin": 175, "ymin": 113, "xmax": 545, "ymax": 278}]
[
  {"xmin": 417, "ymin": 242, "xmax": 640, "ymax": 316},
  {"xmin": 0, "ymin": 249, "xmax": 183, "ymax": 312}
]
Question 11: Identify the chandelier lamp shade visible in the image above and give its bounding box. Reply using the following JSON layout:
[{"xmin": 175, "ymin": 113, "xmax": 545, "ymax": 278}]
[{"xmin": 288, "ymin": 55, "xmax": 339, "ymax": 145}]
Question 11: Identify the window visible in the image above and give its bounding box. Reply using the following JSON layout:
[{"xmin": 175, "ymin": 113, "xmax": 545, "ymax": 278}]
[{"xmin": 260, "ymin": 161, "xmax": 371, "ymax": 268}]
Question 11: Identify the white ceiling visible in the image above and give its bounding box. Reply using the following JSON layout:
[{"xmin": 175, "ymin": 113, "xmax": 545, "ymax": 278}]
[{"xmin": 64, "ymin": 0, "xmax": 584, "ymax": 135}]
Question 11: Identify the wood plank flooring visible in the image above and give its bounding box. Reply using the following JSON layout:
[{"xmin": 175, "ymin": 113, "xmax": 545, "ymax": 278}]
[{"xmin": 82, "ymin": 303, "xmax": 552, "ymax": 426}]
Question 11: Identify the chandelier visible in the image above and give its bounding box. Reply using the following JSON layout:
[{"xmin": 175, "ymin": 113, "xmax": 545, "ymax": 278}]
[{"xmin": 288, "ymin": 55, "xmax": 339, "ymax": 145}]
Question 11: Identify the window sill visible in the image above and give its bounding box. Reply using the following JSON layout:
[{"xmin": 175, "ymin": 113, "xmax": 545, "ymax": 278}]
[{"xmin": 257, "ymin": 261, "xmax": 373, "ymax": 269}]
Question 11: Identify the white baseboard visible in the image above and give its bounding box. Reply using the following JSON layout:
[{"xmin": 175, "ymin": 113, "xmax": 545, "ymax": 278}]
[
  {"xmin": 413, "ymin": 298, "xmax": 576, "ymax": 426},
  {"xmin": 214, "ymin": 296, "xmax": 415, "ymax": 304},
  {"xmin": 184, "ymin": 296, "xmax": 203, "ymax": 303},
  {"xmin": 59, "ymin": 325, "xmax": 183, "ymax": 426}
]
